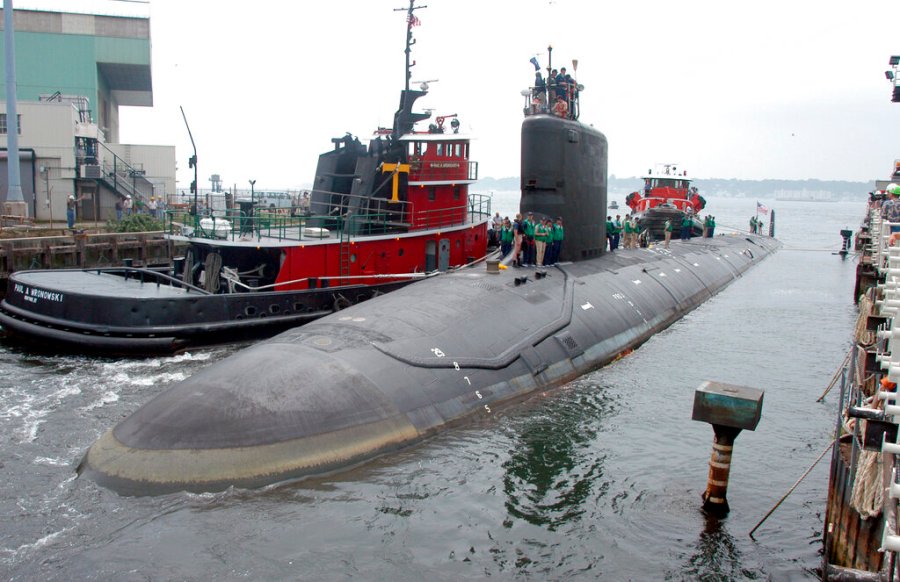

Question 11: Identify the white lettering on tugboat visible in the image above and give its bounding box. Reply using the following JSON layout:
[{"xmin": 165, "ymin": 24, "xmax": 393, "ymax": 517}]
[{"xmin": 14, "ymin": 283, "xmax": 64, "ymax": 304}]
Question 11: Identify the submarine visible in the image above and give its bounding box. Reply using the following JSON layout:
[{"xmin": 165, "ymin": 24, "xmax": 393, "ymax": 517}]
[{"xmin": 78, "ymin": 108, "xmax": 780, "ymax": 495}]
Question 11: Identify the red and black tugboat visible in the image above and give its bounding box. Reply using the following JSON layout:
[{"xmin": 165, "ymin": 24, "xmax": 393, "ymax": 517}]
[
  {"xmin": 625, "ymin": 163, "xmax": 706, "ymax": 240},
  {"xmin": 0, "ymin": 1, "xmax": 490, "ymax": 356}
]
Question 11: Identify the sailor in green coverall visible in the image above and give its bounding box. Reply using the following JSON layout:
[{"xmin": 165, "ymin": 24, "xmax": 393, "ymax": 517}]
[{"xmin": 549, "ymin": 217, "xmax": 564, "ymax": 265}]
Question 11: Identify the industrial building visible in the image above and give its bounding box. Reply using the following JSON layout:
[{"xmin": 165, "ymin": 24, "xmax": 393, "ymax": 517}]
[{"xmin": 0, "ymin": 1, "xmax": 174, "ymax": 222}]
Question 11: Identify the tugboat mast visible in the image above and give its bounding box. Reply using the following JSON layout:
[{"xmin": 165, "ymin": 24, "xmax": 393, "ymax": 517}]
[
  {"xmin": 390, "ymin": 0, "xmax": 431, "ymax": 139},
  {"xmin": 396, "ymin": 0, "xmax": 426, "ymax": 92}
]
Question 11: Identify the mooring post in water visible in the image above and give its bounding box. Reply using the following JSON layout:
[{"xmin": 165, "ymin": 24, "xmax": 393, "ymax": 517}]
[
  {"xmin": 839, "ymin": 229, "xmax": 853, "ymax": 257},
  {"xmin": 692, "ymin": 381, "xmax": 764, "ymax": 515}
]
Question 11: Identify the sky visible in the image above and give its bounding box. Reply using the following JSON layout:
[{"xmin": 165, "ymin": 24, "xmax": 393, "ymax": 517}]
[{"xmin": 94, "ymin": 0, "xmax": 900, "ymax": 190}]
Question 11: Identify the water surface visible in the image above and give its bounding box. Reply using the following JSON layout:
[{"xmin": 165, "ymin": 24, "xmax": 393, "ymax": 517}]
[{"xmin": 0, "ymin": 196, "xmax": 859, "ymax": 579}]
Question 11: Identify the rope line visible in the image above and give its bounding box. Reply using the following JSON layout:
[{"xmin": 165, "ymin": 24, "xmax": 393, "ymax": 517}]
[{"xmin": 748, "ymin": 438, "xmax": 836, "ymax": 538}]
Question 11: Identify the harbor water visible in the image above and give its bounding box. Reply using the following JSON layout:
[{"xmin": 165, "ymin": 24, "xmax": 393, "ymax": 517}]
[{"xmin": 1, "ymin": 196, "xmax": 860, "ymax": 580}]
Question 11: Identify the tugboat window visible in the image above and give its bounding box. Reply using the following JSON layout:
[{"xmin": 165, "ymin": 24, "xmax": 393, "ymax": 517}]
[
  {"xmin": 455, "ymin": 144, "xmax": 461, "ymax": 157},
  {"xmin": 428, "ymin": 188, "xmax": 436, "ymax": 201},
  {"xmin": 350, "ymin": 254, "xmax": 357, "ymax": 263},
  {"xmin": 436, "ymin": 143, "xmax": 443, "ymax": 156},
  {"xmin": 453, "ymin": 186, "xmax": 461, "ymax": 200}
]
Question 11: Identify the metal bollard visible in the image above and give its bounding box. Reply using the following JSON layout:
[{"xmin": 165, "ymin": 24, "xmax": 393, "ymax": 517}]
[
  {"xmin": 839, "ymin": 229, "xmax": 853, "ymax": 257},
  {"xmin": 692, "ymin": 381, "xmax": 764, "ymax": 515}
]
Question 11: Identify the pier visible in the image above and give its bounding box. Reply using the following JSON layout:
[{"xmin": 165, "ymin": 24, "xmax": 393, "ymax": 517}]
[
  {"xmin": 0, "ymin": 230, "xmax": 180, "ymax": 281},
  {"xmin": 825, "ymin": 203, "xmax": 900, "ymax": 579}
]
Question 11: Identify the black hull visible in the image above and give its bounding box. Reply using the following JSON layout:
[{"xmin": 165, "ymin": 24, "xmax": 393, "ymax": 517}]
[
  {"xmin": 80, "ymin": 234, "xmax": 780, "ymax": 495},
  {"xmin": 0, "ymin": 268, "xmax": 414, "ymax": 356}
]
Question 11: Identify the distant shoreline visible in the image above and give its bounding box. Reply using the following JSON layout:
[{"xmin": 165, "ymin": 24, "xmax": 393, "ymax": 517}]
[{"xmin": 477, "ymin": 176, "xmax": 874, "ymax": 200}]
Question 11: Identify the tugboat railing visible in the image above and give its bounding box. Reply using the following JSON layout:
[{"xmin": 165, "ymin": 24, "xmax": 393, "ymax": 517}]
[
  {"xmin": 521, "ymin": 84, "xmax": 580, "ymax": 120},
  {"xmin": 165, "ymin": 191, "xmax": 491, "ymax": 243}
]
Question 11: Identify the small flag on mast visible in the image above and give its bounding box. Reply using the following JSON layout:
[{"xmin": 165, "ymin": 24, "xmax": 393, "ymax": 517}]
[
  {"xmin": 756, "ymin": 201, "xmax": 768, "ymax": 214},
  {"xmin": 407, "ymin": 13, "xmax": 421, "ymax": 26}
]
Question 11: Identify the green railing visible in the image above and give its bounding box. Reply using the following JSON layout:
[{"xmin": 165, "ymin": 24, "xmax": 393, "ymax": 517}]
[
  {"xmin": 166, "ymin": 209, "xmax": 401, "ymax": 242},
  {"xmin": 468, "ymin": 192, "xmax": 492, "ymax": 221},
  {"xmin": 166, "ymin": 192, "xmax": 492, "ymax": 243}
]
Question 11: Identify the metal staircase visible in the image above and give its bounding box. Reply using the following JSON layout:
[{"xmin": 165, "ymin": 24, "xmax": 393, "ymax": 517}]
[{"xmin": 80, "ymin": 142, "xmax": 153, "ymax": 206}]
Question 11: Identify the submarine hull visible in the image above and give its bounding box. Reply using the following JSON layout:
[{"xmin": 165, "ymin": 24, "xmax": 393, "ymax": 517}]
[
  {"xmin": 80, "ymin": 234, "xmax": 779, "ymax": 495},
  {"xmin": 80, "ymin": 114, "xmax": 781, "ymax": 495}
]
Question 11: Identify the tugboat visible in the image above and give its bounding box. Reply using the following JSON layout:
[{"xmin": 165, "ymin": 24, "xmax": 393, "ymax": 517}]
[
  {"xmin": 625, "ymin": 163, "xmax": 706, "ymax": 240},
  {"xmin": 0, "ymin": 8, "xmax": 490, "ymax": 356}
]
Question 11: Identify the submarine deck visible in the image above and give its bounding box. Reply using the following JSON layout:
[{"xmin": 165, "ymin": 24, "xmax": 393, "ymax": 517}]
[{"xmin": 79, "ymin": 233, "xmax": 781, "ymax": 495}]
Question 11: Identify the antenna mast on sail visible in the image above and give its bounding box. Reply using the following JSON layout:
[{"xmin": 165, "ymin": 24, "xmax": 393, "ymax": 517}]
[{"xmin": 395, "ymin": 0, "xmax": 426, "ymax": 92}]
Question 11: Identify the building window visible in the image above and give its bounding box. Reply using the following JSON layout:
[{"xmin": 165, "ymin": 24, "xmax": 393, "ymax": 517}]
[{"xmin": 0, "ymin": 114, "xmax": 21, "ymax": 135}]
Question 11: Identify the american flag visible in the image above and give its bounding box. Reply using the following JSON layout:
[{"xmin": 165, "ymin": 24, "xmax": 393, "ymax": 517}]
[
  {"xmin": 756, "ymin": 201, "xmax": 768, "ymax": 214},
  {"xmin": 407, "ymin": 13, "xmax": 421, "ymax": 26}
]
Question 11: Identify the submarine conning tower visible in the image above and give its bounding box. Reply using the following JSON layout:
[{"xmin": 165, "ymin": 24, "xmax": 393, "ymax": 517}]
[{"xmin": 520, "ymin": 115, "xmax": 607, "ymax": 263}]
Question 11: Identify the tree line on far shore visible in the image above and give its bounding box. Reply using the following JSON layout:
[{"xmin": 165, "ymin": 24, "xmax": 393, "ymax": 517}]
[{"xmin": 477, "ymin": 176, "xmax": 873, "ymax": 199}]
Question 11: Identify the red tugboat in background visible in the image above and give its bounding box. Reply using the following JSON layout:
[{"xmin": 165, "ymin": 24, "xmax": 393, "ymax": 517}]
[
  {"xmin": 0, "ymin": 0, "xmax": 490, "ymax": 356},
  {"xmin": 625, "ymin": 163, "xmax": 706, "ymax": 240}
]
